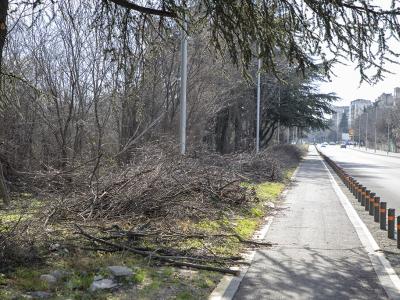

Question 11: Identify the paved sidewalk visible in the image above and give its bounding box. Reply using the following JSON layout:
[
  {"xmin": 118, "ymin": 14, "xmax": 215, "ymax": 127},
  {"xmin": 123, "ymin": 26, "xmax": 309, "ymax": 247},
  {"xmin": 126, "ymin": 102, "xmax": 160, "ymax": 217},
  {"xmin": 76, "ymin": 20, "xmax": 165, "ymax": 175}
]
[{"xmin": 233, "ymin": 148, "xmax": 388, "ymax": 299}]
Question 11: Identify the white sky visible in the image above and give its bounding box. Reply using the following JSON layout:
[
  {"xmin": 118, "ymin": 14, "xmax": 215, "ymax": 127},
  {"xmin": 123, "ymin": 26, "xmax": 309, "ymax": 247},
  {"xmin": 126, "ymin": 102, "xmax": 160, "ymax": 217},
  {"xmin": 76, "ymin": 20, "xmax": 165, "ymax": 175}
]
[
  {"xmin": 317, "ymin": 0, "xmax": 400, "ymax": 106},
  {"xmin": 318, "ymin": 62, "xmax": 400, "ymax": 106}
]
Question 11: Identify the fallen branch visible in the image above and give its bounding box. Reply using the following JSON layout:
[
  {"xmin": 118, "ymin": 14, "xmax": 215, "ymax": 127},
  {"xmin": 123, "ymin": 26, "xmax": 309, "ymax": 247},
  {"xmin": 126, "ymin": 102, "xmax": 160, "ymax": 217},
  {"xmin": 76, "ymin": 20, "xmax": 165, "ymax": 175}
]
[
  {"xmin": 75, "ymin": 224, "xmax": 240, "ymax": 275},
  {"xmin": 109, "ymin": 230, "xmax": 274, "ymax": 247}
]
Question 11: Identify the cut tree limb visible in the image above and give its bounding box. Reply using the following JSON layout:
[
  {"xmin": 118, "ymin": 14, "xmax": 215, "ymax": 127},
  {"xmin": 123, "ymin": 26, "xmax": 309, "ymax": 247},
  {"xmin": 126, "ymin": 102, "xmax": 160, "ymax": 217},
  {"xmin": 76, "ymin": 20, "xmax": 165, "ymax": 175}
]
[
  {"xmin": 75, "ymin": 224, "xmax": 240, "ymax": 275},
  {"xmin": 111, "ymin": 230, "xmax": 274, "ymax": 247}
]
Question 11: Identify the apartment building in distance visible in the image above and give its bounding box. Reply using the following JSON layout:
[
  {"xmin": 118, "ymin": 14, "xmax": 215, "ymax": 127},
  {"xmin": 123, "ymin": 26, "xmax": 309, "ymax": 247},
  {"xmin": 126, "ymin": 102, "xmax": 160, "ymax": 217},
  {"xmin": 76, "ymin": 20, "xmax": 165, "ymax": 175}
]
[
  {"xmin": 349, "ymin": 99, "xmax": 371, "ymax": 129},
  {"xmin": 330, "ymin": 87, "xmax": 400, "ymax": 138},
  {"xmin": 394, "ymin": 87, "xmax": 400, "ymax": 104},
  {"xmin": 375, "ymin": 92, "xmax": 394, "ymax": 108},
  {"xmin": 332, "ymin": 106, "xmax": 349, "ymax": 129}
]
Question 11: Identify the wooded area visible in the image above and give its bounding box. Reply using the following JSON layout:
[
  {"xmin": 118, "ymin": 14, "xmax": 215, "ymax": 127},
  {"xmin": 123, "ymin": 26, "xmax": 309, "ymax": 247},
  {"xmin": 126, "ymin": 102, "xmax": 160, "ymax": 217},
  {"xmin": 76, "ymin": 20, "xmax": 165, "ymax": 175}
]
[
  {"xmin": 0, "ymin": 0, "xmax": 344, "ymax": 205},
  {"xmin": 1, "ymin": 0, "xmax": 400, "ymax": 298}
]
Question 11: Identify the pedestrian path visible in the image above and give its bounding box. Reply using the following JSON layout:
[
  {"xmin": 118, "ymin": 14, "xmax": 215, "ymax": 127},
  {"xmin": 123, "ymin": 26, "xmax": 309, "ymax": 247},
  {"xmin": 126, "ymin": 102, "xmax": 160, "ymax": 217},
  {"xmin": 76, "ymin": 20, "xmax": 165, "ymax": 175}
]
[{"xmin": 234, "ymin": 148, "xmax": 388, "ymax": 299}]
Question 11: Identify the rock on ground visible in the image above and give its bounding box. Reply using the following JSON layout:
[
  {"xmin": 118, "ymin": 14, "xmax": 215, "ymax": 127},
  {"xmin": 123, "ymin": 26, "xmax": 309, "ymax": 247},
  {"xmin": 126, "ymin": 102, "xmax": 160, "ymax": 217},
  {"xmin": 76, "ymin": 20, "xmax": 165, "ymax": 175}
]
[
  {"xmin": 89, "ymin": 279, "xmax": 118, "ymax": 292},
  {"xmin": 50, "ymin": 270, "xmax": 68, "ymax": 280},
  {"xmin": 107, "ymin": 266, "xmax": 133, "ymax": 277},
  {"xmin": 93, "ymin": 275, "xmax": 104, "ymax": 281},
  {"xmin": 39, "ymin": 274, "xmax": 57, "ymax": 285},
  {"xmin": 27, "ymin": 291, "xmax": 53, "ymax": 299}
]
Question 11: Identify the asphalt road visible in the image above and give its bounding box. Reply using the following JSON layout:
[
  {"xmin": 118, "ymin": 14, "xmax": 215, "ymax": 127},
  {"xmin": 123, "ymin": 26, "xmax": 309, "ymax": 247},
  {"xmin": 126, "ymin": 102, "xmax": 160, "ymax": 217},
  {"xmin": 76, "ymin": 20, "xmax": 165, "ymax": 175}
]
[
  {"xmin": 234, "ymin": 148, "xmax": 387, "ymax": 299},
  {"xmin": 319, "ymin": 145, "xmax": 400, "ymax": 211}
]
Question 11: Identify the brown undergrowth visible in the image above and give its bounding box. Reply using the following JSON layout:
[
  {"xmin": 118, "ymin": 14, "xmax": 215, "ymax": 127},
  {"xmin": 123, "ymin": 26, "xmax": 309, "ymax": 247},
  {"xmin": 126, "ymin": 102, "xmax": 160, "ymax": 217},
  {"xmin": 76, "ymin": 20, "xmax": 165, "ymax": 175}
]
[{"xmin": 0, "ymin": 143, "xmax": 306, "ymax": 298}]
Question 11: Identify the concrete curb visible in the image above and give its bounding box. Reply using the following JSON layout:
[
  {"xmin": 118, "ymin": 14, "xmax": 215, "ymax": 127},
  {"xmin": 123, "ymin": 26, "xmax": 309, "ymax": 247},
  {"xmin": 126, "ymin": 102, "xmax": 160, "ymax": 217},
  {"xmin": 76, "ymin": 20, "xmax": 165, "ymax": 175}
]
[{"xmin": 208, "ymin": 165, "xmax": 300, "ymax": 300}]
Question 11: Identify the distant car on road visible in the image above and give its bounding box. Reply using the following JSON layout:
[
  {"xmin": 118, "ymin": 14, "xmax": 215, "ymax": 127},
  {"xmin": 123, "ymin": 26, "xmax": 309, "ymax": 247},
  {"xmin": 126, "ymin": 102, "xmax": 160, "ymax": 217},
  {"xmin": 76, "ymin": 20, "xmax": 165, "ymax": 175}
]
[
  {"xmin": 321, "ymin": 142, "xmax": 328, "ymax": 148},
  {"xmin": 340, "ymin": 143, "xmax": 346, "ymax": 148},
  {"xmin": 329, "ymin": 142, "xmax": 335, "ymax": 145}
]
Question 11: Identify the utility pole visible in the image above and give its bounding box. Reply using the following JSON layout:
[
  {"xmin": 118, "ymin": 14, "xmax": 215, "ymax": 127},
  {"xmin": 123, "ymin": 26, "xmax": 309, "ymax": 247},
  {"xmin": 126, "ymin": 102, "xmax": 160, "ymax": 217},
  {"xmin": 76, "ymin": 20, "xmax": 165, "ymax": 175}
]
[
  {"xmin": 336, "ymin": 111, "xmax": 339, "ymax": 143},
  {"xmin": 256, "ymin": 55, "xmax": 262, "ymax": 153},
  {"xmin": 293, "ymin": 127, "xmax": 296, "ymax": 143},
  {"xmin": 365, "ymin": 112, "xmax": 368, "ymax": 151},
  {"xmin": 179, "ymin": 17, "xmax": 188, "ymax": 155},
  {"xmin": 277, "ymin": 87, "xmax": 280, "ymax": 144},
  {"xmin": 374, "ymin": 106, "xmax": 377, "ymax": 152},
  {"xmin": 387, "ymin": 123, "xmax": 390, "ymax": 155},
  {"xmin": 358, "ymin": 117, "xmax": 361, "ymax": 148},
  {"xmin": 255, "ymin": 0, "xmax": 262, "ymax": 153}
]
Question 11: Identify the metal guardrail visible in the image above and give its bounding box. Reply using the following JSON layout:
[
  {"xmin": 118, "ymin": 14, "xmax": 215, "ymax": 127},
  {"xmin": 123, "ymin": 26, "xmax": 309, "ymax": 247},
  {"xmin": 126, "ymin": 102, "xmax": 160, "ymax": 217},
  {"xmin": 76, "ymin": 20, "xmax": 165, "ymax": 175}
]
[{"xmin": 317, "ymin": 148, "xmax": 400, "ymax": 248}]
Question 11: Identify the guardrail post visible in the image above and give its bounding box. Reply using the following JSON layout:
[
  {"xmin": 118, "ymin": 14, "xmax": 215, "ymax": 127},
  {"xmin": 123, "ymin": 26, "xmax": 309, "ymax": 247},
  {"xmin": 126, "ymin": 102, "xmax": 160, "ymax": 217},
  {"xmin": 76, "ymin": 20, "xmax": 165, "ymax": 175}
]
[
  {"xmin": 353, "ymin": 181, "xmax": 358, "ymax": 197},
  {"xmin": 361, "ymin": 187, "xmax": 366, "ymax": 206},
  {"xmin": 388, "ymin": 209, "xmax": 395, "ymax": 239},
  {"xmin": 364, "ymin": 190, "xmax": 370, "ymax": 210},
  {"xmin": 365, "ymin": 192, "xmax": 375, "ymax": 211},
  {"xmin": 350, "ymin": 177, "xmax": 354, "ymax": 193},
  {"xmin": 357, "ymin": 185, "xmax": 363, "ymax": 202},
  {"xmin": 374, "ymin": 197, "xmax": 380, "ymax": 222},
  {"xmin": 368, "ymin": 192, "xmax": 376, "ymax": 214},
  {"xmin": 397, "ymin": 216, "xmax": 400, "ymax": 249},
  {"xmin": 380, "ymin": 202, "xmax": 387, "ymax": 230}
]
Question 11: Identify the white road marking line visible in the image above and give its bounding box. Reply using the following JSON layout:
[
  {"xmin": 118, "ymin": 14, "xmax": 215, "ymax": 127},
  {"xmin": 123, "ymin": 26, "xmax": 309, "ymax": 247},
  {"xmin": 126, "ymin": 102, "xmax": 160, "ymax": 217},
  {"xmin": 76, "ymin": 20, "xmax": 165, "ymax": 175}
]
[
  {"xmin": 208, "ymin": 166, "xmax": 300, "ymax": 300},
  {"xmin": 321, "ymin": 157, "xmax": 400, "ymax": 299},
  {"xmin": 208, "ymin": 216, "xmax": 273, "ymax": 300}
]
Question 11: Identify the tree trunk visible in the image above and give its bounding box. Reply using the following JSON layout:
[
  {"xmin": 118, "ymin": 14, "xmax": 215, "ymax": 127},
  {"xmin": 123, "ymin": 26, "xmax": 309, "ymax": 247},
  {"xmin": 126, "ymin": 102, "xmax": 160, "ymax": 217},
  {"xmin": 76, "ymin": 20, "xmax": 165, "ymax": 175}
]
[
  {"xmin": 0, "ymin": 1, "xmax": 7, "ymax": 63},
  {"xmin": 0, "ymin": 0, "xmax": 10, "ymax": 206},
  {"xmin": 118, "ymin": 97, "xmax": 138, "ymax": 164},
  {"xmin": 215, "ymin": 109, "xmax": 229, "ymax": 154},
  {"xmin": 233, "ymin": 104, "xmax": 242, "ymax": 151},
  {"xmin": 0, "ymin": 161, "xmax": 9, "ymax": 206}
]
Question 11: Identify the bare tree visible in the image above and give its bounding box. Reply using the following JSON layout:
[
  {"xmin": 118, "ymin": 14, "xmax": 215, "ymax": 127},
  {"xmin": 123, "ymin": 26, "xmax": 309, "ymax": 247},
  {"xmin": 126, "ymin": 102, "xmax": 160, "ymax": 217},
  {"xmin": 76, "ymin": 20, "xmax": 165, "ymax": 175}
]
[{"xmin": 0, "ymin": 0, "xmax": 10, "ymax": 206}]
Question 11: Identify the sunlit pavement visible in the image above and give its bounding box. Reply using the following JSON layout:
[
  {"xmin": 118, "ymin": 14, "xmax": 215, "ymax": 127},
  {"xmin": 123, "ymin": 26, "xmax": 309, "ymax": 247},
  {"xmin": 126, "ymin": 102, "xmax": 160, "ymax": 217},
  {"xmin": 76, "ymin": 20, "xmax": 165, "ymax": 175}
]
[
  {"xmin": 233, "ymin": 147, "xmax": 387, "ymax": 299},
  {"xmin": 319, "ymin": 145, "xmax": 400, "ymax": 211}
]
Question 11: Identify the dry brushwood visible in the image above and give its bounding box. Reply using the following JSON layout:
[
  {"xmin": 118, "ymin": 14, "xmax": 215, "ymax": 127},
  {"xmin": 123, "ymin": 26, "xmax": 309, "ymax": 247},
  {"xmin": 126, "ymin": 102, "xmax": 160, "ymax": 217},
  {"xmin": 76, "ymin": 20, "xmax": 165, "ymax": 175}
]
[
  {"xmin": 75, "ymin": 224, "xmax": 245, "ymax": 275},
  {"xmin": 1, "ymin": 144, "xmax": 304, "ymax": 272},
  {"xmin": 40, "ymin": 144, "xmax": 293, "ymax": 225}
]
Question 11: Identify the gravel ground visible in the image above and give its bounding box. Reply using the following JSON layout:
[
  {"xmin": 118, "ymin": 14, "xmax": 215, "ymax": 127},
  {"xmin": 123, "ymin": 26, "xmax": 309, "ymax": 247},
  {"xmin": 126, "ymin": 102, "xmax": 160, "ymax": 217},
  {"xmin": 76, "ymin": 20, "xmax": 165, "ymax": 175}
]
[{"xmin": 327, "ymin": 164, "xmax": 400, "ymax": 275}]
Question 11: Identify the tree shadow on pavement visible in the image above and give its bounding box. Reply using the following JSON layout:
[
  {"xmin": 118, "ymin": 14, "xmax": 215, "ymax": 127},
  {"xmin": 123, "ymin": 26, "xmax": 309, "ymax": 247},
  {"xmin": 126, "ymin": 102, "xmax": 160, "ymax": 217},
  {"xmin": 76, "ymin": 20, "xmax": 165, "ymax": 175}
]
[{"xmin": 234, "ymin": 245, "xmax": 388, "ymax": 300}]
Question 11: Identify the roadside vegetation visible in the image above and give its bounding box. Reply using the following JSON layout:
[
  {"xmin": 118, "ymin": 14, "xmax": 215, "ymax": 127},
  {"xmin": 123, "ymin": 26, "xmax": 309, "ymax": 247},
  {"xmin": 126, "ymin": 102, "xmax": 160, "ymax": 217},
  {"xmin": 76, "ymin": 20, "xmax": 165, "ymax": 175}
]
[
  {"xmin": 4, "ymin": 0, "xmax": 397, "ymax": 299},
  {"xmin": 0, "ymin": 144, "xmax": 306, "ymax": 299}
]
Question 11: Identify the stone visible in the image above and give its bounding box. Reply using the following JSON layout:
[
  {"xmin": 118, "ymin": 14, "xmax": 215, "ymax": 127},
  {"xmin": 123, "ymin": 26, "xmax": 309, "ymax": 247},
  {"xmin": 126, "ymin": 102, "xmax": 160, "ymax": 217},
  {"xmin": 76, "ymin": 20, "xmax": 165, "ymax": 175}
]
[
  {"xmin": 50, "ymin": 270, "xmax": 68, "ymax": 280},
  {"xmin": 39, "ymin": 274, "xmax": 57, "ymax": 285},
  {"xmin": 107, "ymin": 266, "xmax": 133, "ymax": 277},
  {"xmin": 265, "ymin": 202, "xmax": 275, "ymax": 209},
  {"xmin": 49, "ymin": 243, "xmax": 60, "ymax": 251},
  {"xmin": 89, "ymin": 279, "xmax": 117, "ymax": 292},
  {"xmin": 28, "ymin": 291, "xmax": 52, "ymax": 299},
  {"xmin": 93, "ymin": 275, "xmax": 103, "ymax": 281}
]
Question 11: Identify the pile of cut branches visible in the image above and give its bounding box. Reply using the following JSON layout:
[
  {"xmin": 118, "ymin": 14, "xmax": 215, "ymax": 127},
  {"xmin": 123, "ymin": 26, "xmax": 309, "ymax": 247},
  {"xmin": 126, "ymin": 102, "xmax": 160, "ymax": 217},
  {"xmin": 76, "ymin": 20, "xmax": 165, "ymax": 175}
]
[
  {"xmin": 39, "ymin": 143, "xmax": 288, "ymax": 224},
  {"xmin": 72, "ymin": 224, "xmax": 273, "ymax": 275},
  {"xmin": 3, "ymin": 143, "xmax": 305, "ymax": 273}
]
